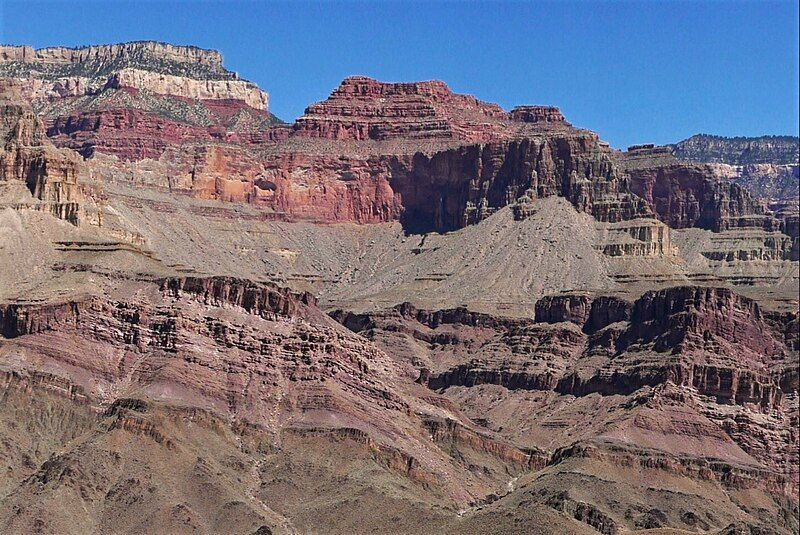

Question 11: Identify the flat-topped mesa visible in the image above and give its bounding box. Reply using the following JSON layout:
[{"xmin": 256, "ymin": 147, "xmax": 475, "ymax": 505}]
[
  {"xmin": 0, "ymin": 42, "xmax": 224, "ymax": 70},
  {"xmin": 293, "ymin": 76, "xmax": 509, "ymax": 142},
  {"xmin": 0, "ymin": 41, "xmax": 269, "ymax": 111},
  {"xmin": 508, "ymin": 106, "xmax": 571, "ymax": 127},
  {"xmin": 670, "ymin": 134, "xmax": 800, "ymax": 166}
]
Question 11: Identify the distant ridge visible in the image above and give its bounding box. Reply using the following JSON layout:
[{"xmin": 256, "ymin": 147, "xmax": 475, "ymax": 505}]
[{"xmin": 669, "ymin": 133, "xmax": 799, "ymax": 165}]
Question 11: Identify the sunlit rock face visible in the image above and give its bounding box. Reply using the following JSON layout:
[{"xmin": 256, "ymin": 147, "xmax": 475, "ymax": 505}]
[{"xmin": 0, "ymin": 41, "xmax": 797, "ymax": 535}]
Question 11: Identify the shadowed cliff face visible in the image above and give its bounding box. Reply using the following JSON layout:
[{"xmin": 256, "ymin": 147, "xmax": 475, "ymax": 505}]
[
  {"xmin": 0, "ymin": 43, "xmax": 798, "ymax": 535},
  {"xmin": 387, "ymin": 136, "xmax": 644, "ymax": 233},
  {"xmin": 3, "ymin": 64, "xmax": 782, "ymax": 236}
]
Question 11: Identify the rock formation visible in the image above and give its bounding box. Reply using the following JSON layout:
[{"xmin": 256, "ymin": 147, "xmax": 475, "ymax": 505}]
[
  {"xmin": 0, "ymin": 81, "xmax": 90, "ymax": 224},
  {"xmin": 0, "ymin": 42, "xmax": 281, "ymax": 162},
  {"xmin": 671, "ymin": 134, "xmax": 799, "ymax": 219},
  {"xmin": 0, "ymin": 42, "xmax": 268, "ymax": 109},
  {"xmin": 5, "ymin": 55, "xmax": 786, "ymax": 238},
  {"xmin": 670, "ymin": 134, "xmax": 799, "ymax": 166},
  {"xmin": 0, "ymin": 41, "xmax": 797, "ymax": 535},
  {"xmin": 335, "ymin": 286, "xmax": 798, "ymax": 532}
]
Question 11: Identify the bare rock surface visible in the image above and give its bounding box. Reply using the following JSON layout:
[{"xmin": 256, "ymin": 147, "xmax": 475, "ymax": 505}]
[{"xmin": 0, "ymin": 42, "xmax": 797, "ymax": 534}]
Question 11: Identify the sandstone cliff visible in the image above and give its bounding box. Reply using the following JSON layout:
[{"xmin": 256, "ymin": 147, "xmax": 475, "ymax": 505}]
[
  {"xmin": 0, "ymin": 81, "xmax": 89, "ymax": 224},
  {"xmin": 34, "ymin": 72, "xmax": 785, "ymax": 239},
  {"xmin": 0, "ymin": 41, "xmax": 270, "ymax": 111}
]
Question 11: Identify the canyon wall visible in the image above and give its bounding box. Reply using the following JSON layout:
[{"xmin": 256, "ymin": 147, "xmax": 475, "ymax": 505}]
[
  {"xmin": 2, "ymin": 58, "xmax": 785, "ymax": 237},
  {"xmin": 0, "ymin": 82, "xmax": 88, "ymax": 224}
]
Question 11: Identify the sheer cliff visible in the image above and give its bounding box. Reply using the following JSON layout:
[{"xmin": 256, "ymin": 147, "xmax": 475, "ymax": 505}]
[{"xmin": 0, "ymin": 42, "xmax": 797, "ymax": 535}]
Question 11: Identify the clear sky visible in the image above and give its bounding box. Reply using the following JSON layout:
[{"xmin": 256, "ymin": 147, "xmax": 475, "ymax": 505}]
[{"xmin": 1, "ymin": 0, "xmax": 798, "ymax": 148}]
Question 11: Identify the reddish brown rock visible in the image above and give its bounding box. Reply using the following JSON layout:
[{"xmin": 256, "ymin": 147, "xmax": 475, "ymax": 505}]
[
  {"xmin": 509, "ymin": 105, "xmax": 571, "ymax": 126},
  {"xmin": 623, "ymin": 146, "xmax": 780, "ymax": 232},
  {"xmin": 534, "ymin": 294, "xmax": 631, "ymax": 332},
  {"xmin": 46, "ymin": 95, "xmax": 284, "ymax": 160},
  {"xmin": 0, "ymin": 276, "xmax": 531, "ymax": 510},
  {"xmin": 621, "ymin": 286, "xmax": 783, "ymax": 359},
  {"xmin": 16, "ymin": 69, "xmax": 784, "ymax": 237},
  {"xmin": 0, "ymin": 82, "xmax": 86, "ymax": 224},
  {"xmin": 294, "ymin": 76, "xmax": 508, "ymax": 142},
  {"xmin": 332, "ymin": 285, "xmax": 798, "ymax": 533}
]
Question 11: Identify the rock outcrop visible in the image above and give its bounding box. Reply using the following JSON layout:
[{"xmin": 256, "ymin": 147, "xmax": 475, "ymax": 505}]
[
  {"xmin": 1, "ymin": 42, "xmax": 280, "ymax": 164},
  {"xmin": 0, "ymin": 42, "xmax": 225, "ymax": 69},
  {"xmin": 4, "ymin": 58, "xmax": 786, "ymax": 238},
  {"xmin": 670, "ymin": 134, "xmax": 799, "ymax": 166},
  {"xmin": 0, "ymin": 276, "xmax": 531, "ymax": 511},
  {"xmin": 534, "ymin": 293, "xmax": 632, "ymax": 333},
  {"xmin": 0, "ymin": 82, "xmax": 87, "ymax": 224},
  {"xmin": 622, "ymin": 145, "xmax": 780, "ymax": 231},
  {"xmin": 293, "ymin": 76, "xmax": 508, "ymax": 142},
  {"xmin": 670, "ymin": 134, "xmax": 799, "ymax": 207},
  {"xmin": 0, "ymin": 42, "xmax": 269, "ymax": 110},
  {"xmin": 508, "ymin": 105, "xmax": 571, "ymax": 126},
  {"xmin": 332, "ymin": 285, "xmax": 798, "ymax": 535}
]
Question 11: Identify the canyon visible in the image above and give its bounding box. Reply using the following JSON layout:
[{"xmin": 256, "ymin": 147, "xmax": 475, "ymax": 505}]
[{"xmin": 0, "ymin": 42, "xmax": 797, "ymax": 535}]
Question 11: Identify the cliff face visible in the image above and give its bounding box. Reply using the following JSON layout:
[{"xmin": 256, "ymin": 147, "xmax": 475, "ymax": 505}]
[
  {"xmin": 710, "ymin": 162, "xmax": 799, "ymax": 203},
  {"xmin": 293, "ymin": 76, "xmax": 510, "ymax": 142},
  {"xmin": 409, "ymin": 286, "xmax": 793, "ymax": 405},
  {"xmin": 620, "ymin": 286, "xmax": 782, "ymax": 361},
  {"xmin": 0, "ymin": 42, "xmax": 226, "ymax": 71},
  {"xmin": 1, "ymin": 59, "xmax": 783, "ymax": 236},
  {"xmin": 32, "ymin": 72, "xmax": 784, "ymax": 237},
  {"xmin": 0, "ymin": 276, "xmax": 532, "ymax": 513},
  {"xmin": 622, "ymin": 145, "xmax": 780, "ymax": 232},
  {"xmin": 0, "ymin": 42, "xmax": 269, "ymax": 108},
  {"xmin": 0, "ymin": 82, "xmax": 87, "ymax": 224},
  {"xmin": 336, "ymin": 284, "xmax": 795, "ymax": 412},
  {"xmin": 334, "ymin": 285, "xmax": 798, "ymax": 533},
  {"xmin": 0, "ymin": 42, "xmax": 275, "ymax": 163},
  {"xmin": 670, "ymin": 134, "xmax": 799, "ymax": 207},
  {"xmin": 670, "ymin": 134, "xmax": 799, "ymax": 165}
]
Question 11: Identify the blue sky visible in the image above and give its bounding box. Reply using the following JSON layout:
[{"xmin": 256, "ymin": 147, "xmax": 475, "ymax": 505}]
[{"xmin": 1, "ymin": 0, "xmax": 798, "ymax": 148}]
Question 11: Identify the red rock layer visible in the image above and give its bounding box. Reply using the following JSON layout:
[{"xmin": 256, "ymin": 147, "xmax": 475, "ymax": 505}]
[
  {"xmin": 46, "ymin": 91, "xmax": 285, "ymax": 160},
  {"xmin": 0, "ymin": 276, "xmax": 533, "ymax": 505},
  {"xmin": 336, "ymin": 286, "xmax": 795, "ymax": 410},
  {"xmin": 240, "ymin": 134, "xmax": 649, "ymax": 232},
  {"xmin": 29, "ymin": 74, "xmax": 787, "ymax": 235},
  {"xmin": 294, "ymin": 76, "xmax": 509, "ymax": 142},
  {"xmin": 509, "ymin": 105, "xmax": 571, "ymax": 126},
  {"xmin": 332, "ymin": 286, "xmax": 799, "ymax": 506},
  {"xmin": 623, "ymin": 146, "xmax": 780, "ymax": 232},
  {"xmin": 620, "ymin": 286, "xmax": 781, "ymax": 358}
]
